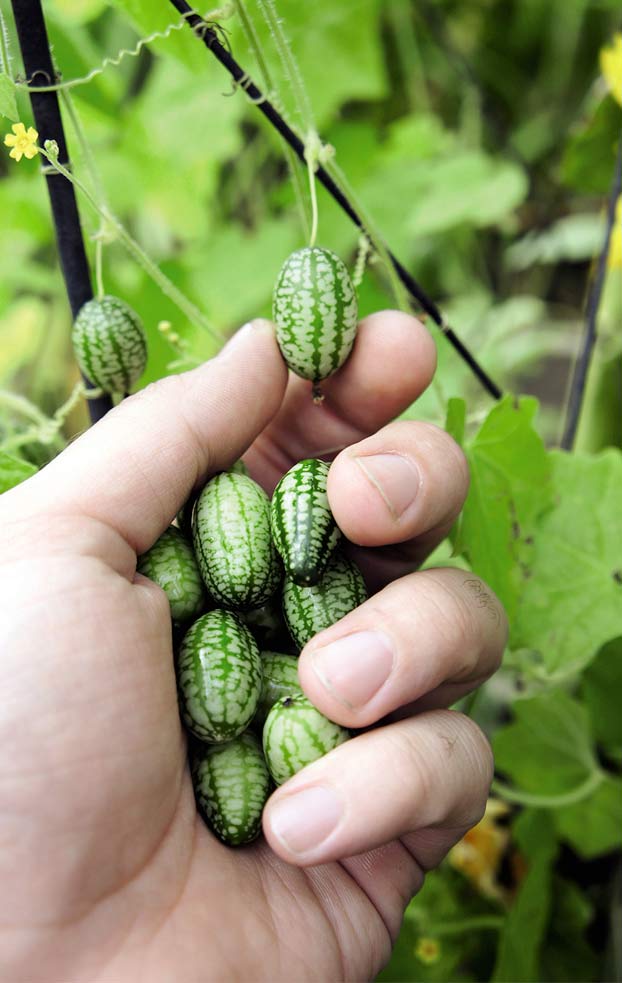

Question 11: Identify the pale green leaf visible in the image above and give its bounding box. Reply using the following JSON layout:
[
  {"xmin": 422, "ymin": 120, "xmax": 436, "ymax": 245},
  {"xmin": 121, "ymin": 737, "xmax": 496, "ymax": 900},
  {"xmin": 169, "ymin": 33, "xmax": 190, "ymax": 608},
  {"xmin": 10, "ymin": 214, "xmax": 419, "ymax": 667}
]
[
  {"xmin": 582, "ymin": 637, "xmax": 622, "ymax": 750},
  {"xmin": 513, "ymin": 449, "xmax": 622, "ymax": 677},
  {"xmin": 459, "ymin": 395, "xmax": 553, "ymax": 620}
]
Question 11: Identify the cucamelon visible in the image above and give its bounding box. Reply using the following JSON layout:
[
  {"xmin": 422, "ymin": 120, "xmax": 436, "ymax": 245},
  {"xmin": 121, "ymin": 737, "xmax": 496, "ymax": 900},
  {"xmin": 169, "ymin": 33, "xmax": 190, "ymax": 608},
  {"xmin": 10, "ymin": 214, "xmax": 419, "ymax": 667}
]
[
  {"xmin": 271, "ymin": 458, "xmax": 341, "ymax": 586},
  {"xmin": 72, "ymin": 294, "xmax": 147, "ymax": 394},
  {"xmin": 192, "ymin": 732, "xmax": 271, "ymax": 846},
  {"xmin": 253, "ymin": 651, "xmax": 302, "ymax": 728},
  {"xmin": 192, "ymin": 472, "xmax": 281, "ymax": 610},
  {"xmin": 177, "ymin": 609, "xmax": 262, "ymax": 743},
  {"xmin": 273, "ymin": 247, "xmax": 358, "ymax": 384},
  {"xmin": 282, "ymin": 552, "xmax": 367, "ymax": 650},
  {"xmin": 137, "ymin": 525, "xmax": 206, "ymax": 623},
  {"xmin": 263, "ymin": 694, "xmax": 349, "ymax": 786}
]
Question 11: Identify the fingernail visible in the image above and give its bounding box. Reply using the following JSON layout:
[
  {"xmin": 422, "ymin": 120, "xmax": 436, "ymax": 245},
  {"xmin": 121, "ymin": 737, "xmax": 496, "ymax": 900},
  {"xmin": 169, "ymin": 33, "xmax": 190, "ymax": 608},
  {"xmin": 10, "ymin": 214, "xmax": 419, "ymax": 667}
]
[
  {"xmin": 311, "ymin": 630, "xmax": 395, "ymax": 709},
  {"xmin": 270, "ymin": 785, "xmax": 341, "ymax": 856},
  {"xmin": 355, "ymin": 453, "xmax": 421, "ymax": 519}
]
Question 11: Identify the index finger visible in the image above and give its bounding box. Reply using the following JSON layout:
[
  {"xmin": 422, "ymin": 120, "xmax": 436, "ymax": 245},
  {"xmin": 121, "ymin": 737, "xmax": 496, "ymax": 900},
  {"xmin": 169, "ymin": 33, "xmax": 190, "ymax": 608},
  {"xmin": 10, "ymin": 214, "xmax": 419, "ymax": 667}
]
[{"xmin": 246, "ymin": 310, "xmax": 437, "ymax": 491}]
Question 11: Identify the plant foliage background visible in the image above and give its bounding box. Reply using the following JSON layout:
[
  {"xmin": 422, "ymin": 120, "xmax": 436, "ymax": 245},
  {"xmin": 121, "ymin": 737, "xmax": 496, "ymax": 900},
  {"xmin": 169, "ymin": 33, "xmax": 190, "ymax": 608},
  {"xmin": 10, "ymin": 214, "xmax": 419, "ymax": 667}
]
[{"xmin": 0, "ymin": 0, "xmax": 621, "ymax": 979}]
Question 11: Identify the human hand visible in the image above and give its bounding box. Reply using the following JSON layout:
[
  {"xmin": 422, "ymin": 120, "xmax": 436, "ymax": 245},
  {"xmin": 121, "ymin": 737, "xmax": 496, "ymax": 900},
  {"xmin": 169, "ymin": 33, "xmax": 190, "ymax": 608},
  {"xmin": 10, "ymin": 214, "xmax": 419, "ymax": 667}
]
[{"xmin": 0, "ymin": 313, "xmax": 506, "ymax": 981}]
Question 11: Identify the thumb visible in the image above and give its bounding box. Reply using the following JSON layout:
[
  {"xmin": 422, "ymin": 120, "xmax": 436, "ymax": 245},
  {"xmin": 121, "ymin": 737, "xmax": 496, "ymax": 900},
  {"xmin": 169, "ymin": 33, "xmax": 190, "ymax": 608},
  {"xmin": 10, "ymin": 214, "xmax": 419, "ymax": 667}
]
[{"xmin": 10, "ymin": 319, "xmax": 288, "ymax": 554}]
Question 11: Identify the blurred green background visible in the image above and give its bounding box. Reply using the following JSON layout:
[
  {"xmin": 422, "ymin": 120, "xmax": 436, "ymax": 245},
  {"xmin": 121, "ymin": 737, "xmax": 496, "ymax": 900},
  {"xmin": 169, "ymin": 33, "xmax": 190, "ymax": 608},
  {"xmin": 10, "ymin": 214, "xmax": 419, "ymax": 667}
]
[{"xmin": 1, "ymin": 1, "xmax": 621, "ymax": 979}]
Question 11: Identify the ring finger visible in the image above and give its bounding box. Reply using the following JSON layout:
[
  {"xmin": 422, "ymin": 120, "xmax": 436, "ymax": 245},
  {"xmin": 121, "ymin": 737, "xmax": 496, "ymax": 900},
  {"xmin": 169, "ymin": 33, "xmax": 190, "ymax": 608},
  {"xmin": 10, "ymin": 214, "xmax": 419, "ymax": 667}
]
[{"xmin": 263, "ymin": 708, "xmax": 493, "ymax": 866}]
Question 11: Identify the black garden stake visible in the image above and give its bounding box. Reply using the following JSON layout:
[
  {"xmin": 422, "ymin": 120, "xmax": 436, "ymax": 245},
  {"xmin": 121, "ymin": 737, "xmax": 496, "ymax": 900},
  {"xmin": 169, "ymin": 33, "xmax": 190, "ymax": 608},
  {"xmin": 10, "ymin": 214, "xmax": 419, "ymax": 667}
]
[{"xmin": 10, "ymin": 0, "xmax": 113, "ymax": 424}]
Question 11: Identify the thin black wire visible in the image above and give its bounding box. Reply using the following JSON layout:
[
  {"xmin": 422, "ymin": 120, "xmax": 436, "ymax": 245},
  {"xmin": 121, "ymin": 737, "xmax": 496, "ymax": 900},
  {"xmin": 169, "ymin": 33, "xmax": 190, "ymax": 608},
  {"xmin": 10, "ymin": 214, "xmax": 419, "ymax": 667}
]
[
  {"xmin": 166, "ymin": 0, "xmax": 503, "ymax": 400},
  {"xmin": 561, "ymin": 132, "xmax": 622, "ymax": 450},
  {"xmin": 10, "ymin": 0, "xmax": 113, "ymax": 424}
]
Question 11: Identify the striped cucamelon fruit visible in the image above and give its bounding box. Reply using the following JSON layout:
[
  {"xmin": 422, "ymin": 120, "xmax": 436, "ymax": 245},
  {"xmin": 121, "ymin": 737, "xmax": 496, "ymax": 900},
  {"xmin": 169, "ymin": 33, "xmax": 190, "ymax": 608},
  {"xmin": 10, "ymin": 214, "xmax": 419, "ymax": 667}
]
[
  {"xmin": 263, "ymin": 695, "xmax": 349, "ymax": 786},
  {"xmin": 191, "ymin": 732, "xmax": 271, "ymax": 846},
  {"xmin": 72, "ymin": 294, "xmax": 147, "ymax": 394},
  {"xmin": 282, "ymin": 552, "xmax": 368, "ymax": 650},
  {"xmin": 192, "ymin": 472, "xmax": 281, "ymax": 610},
  {"xmin": 177, "ymin": 609, "xmax": 262, "ymax": 743},
  {"xmin": 137, "ymin": 526, "xmax": 206, "ymax": 623},
  {"xmin": 253, "ymin": 651, "xmax": 302, "ymax": 728},
  {"xmin": 271, "ymin": 458, "xmax": 341, "ymax": 586},
  {"xmin": 273, "ymin": 247, "xmax": 358, "ymax": 384}
]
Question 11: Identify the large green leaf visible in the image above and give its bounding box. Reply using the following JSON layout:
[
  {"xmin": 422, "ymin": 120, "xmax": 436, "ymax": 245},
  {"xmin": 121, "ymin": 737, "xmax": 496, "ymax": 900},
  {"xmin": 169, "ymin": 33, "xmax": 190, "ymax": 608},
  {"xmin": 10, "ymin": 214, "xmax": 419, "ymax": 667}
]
[
  {"xmin": 0, "ymin": 72, "xmax": 18, "ymax": 122},
  {"xmin": 458, "ymin": 395, "xmax": 553, "ymax": 621},
  {"xmin": 512, "ymin": 449, "xmax": 622, "ymax": 677},
  {"xmin": 581, "ymin": 637, "xmax": 622, "ymax": 751},
  {"xmin": 493, "ymin": 690, "xmax": 597, "ymax": 796}
]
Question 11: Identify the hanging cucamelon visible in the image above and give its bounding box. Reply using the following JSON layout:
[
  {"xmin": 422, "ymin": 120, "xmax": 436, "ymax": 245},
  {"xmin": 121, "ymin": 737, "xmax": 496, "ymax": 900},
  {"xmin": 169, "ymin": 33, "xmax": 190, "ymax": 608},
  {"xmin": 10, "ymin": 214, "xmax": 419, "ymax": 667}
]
[
  {"xmin": 273, "ymin": 247, "xmax": 358, "ymax": 385},
  {"xmin": 72, "ymin": 294, "xmax": 147, "ymax": 394}
]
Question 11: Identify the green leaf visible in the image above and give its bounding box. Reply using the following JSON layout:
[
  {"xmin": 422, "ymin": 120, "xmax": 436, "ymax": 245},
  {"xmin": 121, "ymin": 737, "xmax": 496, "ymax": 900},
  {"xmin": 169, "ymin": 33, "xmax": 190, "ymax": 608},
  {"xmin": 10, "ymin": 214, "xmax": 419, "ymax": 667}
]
[
  {"xmin": 0, "ymin": 450, "xmax": 38, "ymax": 493},
  {"xmin": 459, "ymin": 395, "xmax": 553, "ymax": 621},
  {"xmin": 492, "ymin": 811, "xmax": 557, "ymax": 982},
  {"xmin": 445, "ymin": 397, "xmax": 466, "ymax": 447},
  {"xmin": 513, "ymin": 449, "xmax": 622, "ymax": 677},
  {"xmin": 0, "ymin": 72, "xmax": 18, "ymax": 123},
  {"xmin": 506, "ymin": 213, "xmax": 606, "ymax": 271},
  {"xmin": 554, "ymin": 776, "xmax": 622, "ymax": 859},
  {"xmin": 582, "ymin": 637, "xmax": 622, "ymax": 750},
  {"xmin": 493, "ymin": 690, "xmax": 597, "ymax": 796}
]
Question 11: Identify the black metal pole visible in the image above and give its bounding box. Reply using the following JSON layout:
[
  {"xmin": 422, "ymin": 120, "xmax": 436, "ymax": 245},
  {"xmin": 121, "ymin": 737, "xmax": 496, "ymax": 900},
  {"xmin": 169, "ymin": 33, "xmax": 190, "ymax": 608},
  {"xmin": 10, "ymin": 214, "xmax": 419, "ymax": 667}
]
[
  {"xmin": 10, "ymin": 0, "xmax": 113, "ymax": 423},
  {"xmin": 167, "ymin": 0, "xmax": 502, "ymax": 401}
]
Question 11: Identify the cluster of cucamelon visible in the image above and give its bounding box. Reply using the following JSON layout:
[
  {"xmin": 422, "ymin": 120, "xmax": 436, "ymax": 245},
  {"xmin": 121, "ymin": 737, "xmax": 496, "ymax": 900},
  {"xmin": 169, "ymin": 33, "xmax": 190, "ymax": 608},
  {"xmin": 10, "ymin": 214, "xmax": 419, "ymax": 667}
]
[
  {"xmin": 139, "ymin": 455, "xmax": 365, "ymax": 846},
  {"xmin": 79, "ymin": 245, "xmax": 364, "ymax": 846}
]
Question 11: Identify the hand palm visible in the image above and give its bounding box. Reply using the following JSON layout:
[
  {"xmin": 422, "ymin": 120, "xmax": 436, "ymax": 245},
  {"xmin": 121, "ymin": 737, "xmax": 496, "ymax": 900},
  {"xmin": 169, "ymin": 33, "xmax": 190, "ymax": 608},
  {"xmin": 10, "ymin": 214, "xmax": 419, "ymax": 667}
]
[{"xmin": 1, "ymin": 317, "xmax": 500, "ymax": 981}]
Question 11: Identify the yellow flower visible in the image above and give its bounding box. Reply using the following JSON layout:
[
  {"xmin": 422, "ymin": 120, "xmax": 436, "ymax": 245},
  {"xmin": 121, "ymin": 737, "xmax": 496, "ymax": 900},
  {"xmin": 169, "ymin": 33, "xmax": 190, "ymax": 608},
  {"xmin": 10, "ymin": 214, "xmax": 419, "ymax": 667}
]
[
  {"xmin": 415, "ymin": 937, "xmax": 441, "ymax": 965},
  {"xmin": 609, "ymin": 196, "xmax": 622, "ymax": 270},
  {"xmin": 600, "ymin": 33, "xmax": 622, "ymax": 105},
  {"xmin": 3, "ymin": 122, "xmax": 39, "ymax": 162},
  {"xmin": 448, "ymin": 797, "xmax": 510, "ymax": 900}
]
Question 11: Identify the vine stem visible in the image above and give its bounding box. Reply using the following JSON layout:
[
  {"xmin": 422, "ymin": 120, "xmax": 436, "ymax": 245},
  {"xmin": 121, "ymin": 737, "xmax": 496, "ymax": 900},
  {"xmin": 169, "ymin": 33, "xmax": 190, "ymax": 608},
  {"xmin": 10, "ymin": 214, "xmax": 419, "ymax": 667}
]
[
  {"xmin": 491, "ymin": 768, "xmax": 604, "ymax": 809},
  {"xmin": 561, "ymin": 132, "xmax": 622, "ymax": 450},
  {"xmin": 39, "ymin": 147, "xmax": 224, "ymax": 342},
  {"xmin": 408, "ymin": 914, "xmax": 505, "ymax": 937},
  {"xmin": 9, "ymin": 0, "xmax": 112, "ymax": 424},
  {"xmin": 166, "ymin": 0, "xmax": 503, "ymax": 400}
]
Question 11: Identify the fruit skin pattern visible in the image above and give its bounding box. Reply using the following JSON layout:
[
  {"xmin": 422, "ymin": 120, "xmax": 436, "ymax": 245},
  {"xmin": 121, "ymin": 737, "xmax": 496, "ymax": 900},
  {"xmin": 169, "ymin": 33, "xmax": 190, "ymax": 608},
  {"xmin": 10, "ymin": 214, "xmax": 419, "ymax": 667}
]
[
  {"xmin": 192, "ymin": 472, "xmax": 281, "ymax": 610},
  {"xmin": 263, "ymin": 695, "xmax": 349, "ymax": 786},
  {"xmin": 271, "ymin": 458, "xmax": 341, "ymax": 586},
  {"xmin": 282, "ymin": 552, "xmax": 368, "ymax": 650},
  {"xmin": 137, "ymin": 525, "xmax": 206, "ymax": 622},
  {"xmin": 72, "ymin": 294, "xmax": 147, "ymax": 394},
  {"xmin": 273, "ymin": 246, "xmax": 358, "ymax": 383},
  {"xmin": 192, "ymin": 732, "xmax": 271, "ymax": 846},
  {"xmin": 177, "ymin": 609, "xmax": 262, "ymax": 743},
  {"xmin": 253, "ymin": 651, "xmax": 302, "ymax": 728}
]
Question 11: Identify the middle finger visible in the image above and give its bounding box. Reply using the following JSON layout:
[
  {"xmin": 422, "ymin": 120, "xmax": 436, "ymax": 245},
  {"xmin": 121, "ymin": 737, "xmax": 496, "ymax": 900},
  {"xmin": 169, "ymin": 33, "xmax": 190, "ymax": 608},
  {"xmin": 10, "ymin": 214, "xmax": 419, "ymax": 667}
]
[{"xmin": 297, "ymin": 567, "xmax": 507, "ymax": 729}]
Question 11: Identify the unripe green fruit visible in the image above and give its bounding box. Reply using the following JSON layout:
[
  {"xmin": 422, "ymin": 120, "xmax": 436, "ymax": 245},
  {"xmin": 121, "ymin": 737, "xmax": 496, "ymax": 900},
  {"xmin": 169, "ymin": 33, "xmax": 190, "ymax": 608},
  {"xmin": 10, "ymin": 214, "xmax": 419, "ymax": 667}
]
[
  {"xmin": 137, "ymin": 526, "xmax": 206, "ymax": 622},
  {"xmin": 263, "ymin": 695, "xmax": 349, "ymax": 786},
  {"xmin": 72, "ymin": 294, "xmax": 147, "ymax": 394},
  {"xmin": 282, "ymin": 552, "xmax": 367, "ymax": 650},
  {"xmin": 273, "ymin": 247, "xmax": 358, "ymax": 384},
  {"xmin": 177, "ymin": 609, "xmax": 262, "ymax": 743}
]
